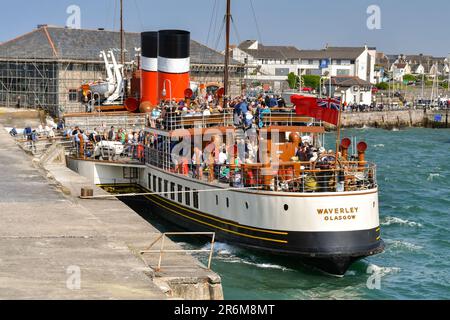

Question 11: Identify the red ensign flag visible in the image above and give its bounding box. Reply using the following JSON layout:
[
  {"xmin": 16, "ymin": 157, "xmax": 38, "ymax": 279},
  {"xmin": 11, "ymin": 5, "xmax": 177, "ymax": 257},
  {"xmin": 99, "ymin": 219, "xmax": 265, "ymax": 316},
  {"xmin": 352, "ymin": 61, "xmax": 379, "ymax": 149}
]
[{"xmin": 291, "ymin": 95, "xmax": 340, "ymax": 125}]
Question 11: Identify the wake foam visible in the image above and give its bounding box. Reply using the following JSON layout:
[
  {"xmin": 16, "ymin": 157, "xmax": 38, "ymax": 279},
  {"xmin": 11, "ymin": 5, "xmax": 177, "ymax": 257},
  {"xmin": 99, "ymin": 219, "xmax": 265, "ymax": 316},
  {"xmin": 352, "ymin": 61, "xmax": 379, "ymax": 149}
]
[
  {"xmin": 367, "ymin": 263, "xmax": 401, "ymax": 276},
  {"xmin": 204, "ymin": 242, "xmax": 293, "ymax": 272},
  {"xmin": 427, "ymin": 173, "xmax": 442, "ymax": 182},
  {"xmin": 385, "ymin": 239, "xmax": 424, "ymax": 252},
  {"xmin": 381, "ymin": 216, "xmax": 423, "ymax": 228}
]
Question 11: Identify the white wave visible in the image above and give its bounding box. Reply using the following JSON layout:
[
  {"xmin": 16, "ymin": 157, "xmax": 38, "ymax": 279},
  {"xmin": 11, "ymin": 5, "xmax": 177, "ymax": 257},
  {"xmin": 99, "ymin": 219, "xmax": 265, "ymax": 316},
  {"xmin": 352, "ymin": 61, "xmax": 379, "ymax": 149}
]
[
  {"xmin": 381, "ymin": 216, "xmax": 423, "ymax": 228},
  {"xmin": 391, "ymin": 128, "xmax": 400, "ymax": 131},
  {"xmin": 385, "ymin": 239, "xmax": 424, "ymax": 252},
  {"xmin": 427, "ymin": 173, "xmax": 442, "ymax": 182},
  {"xmin": 367, "ymin": 263, "xmax": 401, "ymax": 276},
  {"xmin": 373, "ymin": 144, "xmax": 385, "ymax": 148},
  {"xmin": 227, "ymin": 258, "xmax": 293, "ymax": 271},
  {"xmin": 205, "ymin": 242, "xmax": 293, "ymax": 271}
]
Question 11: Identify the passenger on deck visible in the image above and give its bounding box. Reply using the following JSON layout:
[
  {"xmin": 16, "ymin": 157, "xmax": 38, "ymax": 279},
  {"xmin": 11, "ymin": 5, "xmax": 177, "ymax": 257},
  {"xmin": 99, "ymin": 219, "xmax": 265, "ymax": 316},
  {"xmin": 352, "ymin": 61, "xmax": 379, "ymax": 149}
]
[
  {"xmin": 107, "ymin": 126, "xmax": 116, "ymax": 141},
  {"xmin": 192, "ymin": 146, "xmax": 203, "ymax": 180}
]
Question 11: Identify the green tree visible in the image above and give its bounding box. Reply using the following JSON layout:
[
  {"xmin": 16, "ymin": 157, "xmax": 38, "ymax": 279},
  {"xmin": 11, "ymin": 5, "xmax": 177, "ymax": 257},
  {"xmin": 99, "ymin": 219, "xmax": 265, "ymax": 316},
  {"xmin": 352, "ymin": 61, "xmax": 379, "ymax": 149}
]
[
  {"xmin": 287, "ymin": 72, "xmax": 299, "ymax": 89},
  {"xmin": 301, "ymin": 75, "xmax": 321, "ymax": 90},
  {"xmin": 376, "ymin": 82, "xmax": 389, "ymax": 90},
  {"xmin": 403, "ymin": 74, "xmax": 417, "ymax": 83}
]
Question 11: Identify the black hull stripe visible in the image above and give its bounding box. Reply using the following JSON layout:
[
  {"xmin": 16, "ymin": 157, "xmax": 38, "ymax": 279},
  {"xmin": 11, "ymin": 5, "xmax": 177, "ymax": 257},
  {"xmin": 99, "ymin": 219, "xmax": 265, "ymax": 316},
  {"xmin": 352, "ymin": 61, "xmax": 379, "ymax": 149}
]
[
  {"xmin": 100, "ymin": 183, "xmax": 289, "ymax": 237},
  {"xmin": 100, "ymin": 184, "xmax": 384, "ymax": 258},
  {"xmin": 144, "ymin": 193, "xmax": 288, "ymax": 244}
]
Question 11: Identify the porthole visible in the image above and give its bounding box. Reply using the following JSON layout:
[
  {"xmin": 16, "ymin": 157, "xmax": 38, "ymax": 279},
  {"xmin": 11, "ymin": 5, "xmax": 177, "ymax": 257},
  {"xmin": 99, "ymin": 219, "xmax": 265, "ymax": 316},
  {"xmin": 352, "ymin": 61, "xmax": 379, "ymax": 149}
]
[{"xmin": 284, "ymin": 204, "xmax": 289, "ymax": 211}]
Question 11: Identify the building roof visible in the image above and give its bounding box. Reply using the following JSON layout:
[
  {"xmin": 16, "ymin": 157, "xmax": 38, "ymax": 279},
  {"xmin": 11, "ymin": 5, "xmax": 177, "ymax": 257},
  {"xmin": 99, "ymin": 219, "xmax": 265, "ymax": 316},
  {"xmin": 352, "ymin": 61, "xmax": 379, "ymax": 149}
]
[
  {"xmin": 394, "ymin": 63, "xmax": 408, "ymax": 69},
  {"xmin": 299, "ymin": 47, "xmax": 366, "ymax": 60},
  {"xmin": 331, "ymin": 76, "xmax": 372, "ymax": 87},
  {"xmin": 238, "ymin": 40, "xmax": 302, "ymax": 60},
  {"xmin": 0, "ymin": 25, "xmax": 240, "ymax": 65}
]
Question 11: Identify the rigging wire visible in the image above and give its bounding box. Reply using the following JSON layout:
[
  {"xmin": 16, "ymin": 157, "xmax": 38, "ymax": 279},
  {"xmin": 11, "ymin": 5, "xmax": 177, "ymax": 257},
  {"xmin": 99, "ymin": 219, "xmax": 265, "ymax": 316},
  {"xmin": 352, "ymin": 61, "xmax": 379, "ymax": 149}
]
[
  {"xmin": 113, "ymin": 0, "xmax": 118, "ymax": 31},
  {"xmin": 104, "ymin": 0, "xmax": 112, "ymax": 31},
  {"xmin": 249, "ymin": 0, "xmax": 263, "ymax": 44},
  {"xmin": 205, "ymin": 0, "xmax": 218, "ymax": 49},
  {"xmin": 211, "ymin": 0, "xmax": 222, "ymax": 48},
  {"xmin": 231, "ymin": 16, "xmax": 241, "ymax": 46},
  {"xmin": 213, "ymin": 17, "xmax": 226, "ymax": 52},
  {"xmin": 201, "ymin": 0, "xmax": 219, "ymax": 74},
  {"xmin": 133, "ymin": 0, "xmax": 145, "ymax": 30}
]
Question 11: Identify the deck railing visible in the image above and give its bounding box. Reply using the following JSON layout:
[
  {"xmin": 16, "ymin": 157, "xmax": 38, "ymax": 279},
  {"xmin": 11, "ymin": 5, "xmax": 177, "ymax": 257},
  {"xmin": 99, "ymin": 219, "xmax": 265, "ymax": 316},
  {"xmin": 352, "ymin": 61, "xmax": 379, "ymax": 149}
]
[
  {"xmin": 148, "ymin": 107, "xmax": 320, "ymax": 131},
  {"xmin": 145, "ymin": 146, "xmax": 377, "ymax": 193}
]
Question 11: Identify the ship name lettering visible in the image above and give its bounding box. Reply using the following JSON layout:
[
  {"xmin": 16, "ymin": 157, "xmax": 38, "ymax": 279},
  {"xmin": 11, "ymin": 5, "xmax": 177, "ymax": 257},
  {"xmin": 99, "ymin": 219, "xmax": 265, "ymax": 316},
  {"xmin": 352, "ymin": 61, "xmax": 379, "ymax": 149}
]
[{"xmin": 316, "ymin": 207, "xmax": 359, "ymax": 215}]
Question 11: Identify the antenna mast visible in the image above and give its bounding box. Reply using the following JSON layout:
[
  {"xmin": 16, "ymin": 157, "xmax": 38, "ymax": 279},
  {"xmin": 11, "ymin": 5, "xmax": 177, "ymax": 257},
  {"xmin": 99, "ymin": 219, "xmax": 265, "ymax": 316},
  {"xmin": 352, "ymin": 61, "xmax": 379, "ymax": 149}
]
[
  {"xmin": 120, "ymin": 0, "xmax": 125, "ymax": 67},
  {"xmin": 223, "ymin": 0, "xmax": 231, "ymax": 107}
]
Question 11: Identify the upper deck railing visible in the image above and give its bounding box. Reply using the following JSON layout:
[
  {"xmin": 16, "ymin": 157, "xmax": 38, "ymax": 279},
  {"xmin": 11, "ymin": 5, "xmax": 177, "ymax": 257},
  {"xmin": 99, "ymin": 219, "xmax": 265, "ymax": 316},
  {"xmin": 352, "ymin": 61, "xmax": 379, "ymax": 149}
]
[{"xmin": 148, "ymin": 107, "xmax": 321, "ymax": 131}]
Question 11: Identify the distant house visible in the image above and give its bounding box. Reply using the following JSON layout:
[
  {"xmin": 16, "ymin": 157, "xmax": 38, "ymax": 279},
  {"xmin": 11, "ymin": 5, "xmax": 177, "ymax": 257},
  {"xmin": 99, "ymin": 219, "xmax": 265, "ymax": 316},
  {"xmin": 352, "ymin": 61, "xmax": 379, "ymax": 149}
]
[
  {"xmin": 297, "ymin": 46, "xmax": 376, "ymax": 84},
  {"xmin": 330, "ymin": 76, "xmax": 373, "ymax": 105},
  {"xmin": 230, "ymin": 40, "xmax": 303, "ymax": 91},
  {"xmin": 386, "ymin": 53, "xmax": 448, "ymax": 78},
  {"xmin": 390, "ymin": 60, "xmax": 411, "ymax": 81},
  {"xmin": 413, "ymin": 64, "xmax": 425, "ymax": 75}
]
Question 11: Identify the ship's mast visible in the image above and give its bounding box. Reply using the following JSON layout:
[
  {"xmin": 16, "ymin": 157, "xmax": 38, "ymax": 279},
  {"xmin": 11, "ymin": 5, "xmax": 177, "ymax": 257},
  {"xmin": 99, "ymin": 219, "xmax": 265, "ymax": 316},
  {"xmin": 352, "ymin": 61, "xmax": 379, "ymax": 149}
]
[
  {"xmin": 223, "ymin": 0, "xmax": 231, "ymax": 107},
  {"xmin": 120, "ymin": 0, "xmax": 125, "ymax": 67}
]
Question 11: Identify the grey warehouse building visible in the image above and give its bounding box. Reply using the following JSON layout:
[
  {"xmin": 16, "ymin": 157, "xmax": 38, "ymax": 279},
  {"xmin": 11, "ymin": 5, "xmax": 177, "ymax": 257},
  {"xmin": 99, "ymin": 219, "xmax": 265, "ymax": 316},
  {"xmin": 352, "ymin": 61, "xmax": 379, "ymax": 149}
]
[{"xmin": 0, "ymin": 25, "xmax": 244, "ymax": 117}]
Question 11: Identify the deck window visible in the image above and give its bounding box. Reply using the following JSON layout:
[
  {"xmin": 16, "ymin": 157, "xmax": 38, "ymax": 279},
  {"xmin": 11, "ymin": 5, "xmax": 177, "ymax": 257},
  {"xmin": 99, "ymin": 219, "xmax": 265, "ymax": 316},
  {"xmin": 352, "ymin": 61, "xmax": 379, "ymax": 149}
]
[
  {"xmin": 170, "ymin": 182, "xmax": 175, "ymax": 200},
  {"xmin": 193, "ymin": 190, "xmax": 199, "ymax": 209},
  {"xmin": 148, "ymin": 174, "xmax": 152, "ymax": 190},
  {"xmin": 185, "ymin": 187, "xmax": 191, "ymax": 206},
  {"xmin": 178, "ymin": 185, "xmax": 183, "ymax": 203},
  {"xmin": 164, "ymin": 180, "xmax": 168, "ymax": 197},
  {"xmin": 152, "ymin": 175, "xmax": 157, "ymax": 192},
  {"xmin": 158, "ymin": 177, "xmax": 162, "ymax": 193}
]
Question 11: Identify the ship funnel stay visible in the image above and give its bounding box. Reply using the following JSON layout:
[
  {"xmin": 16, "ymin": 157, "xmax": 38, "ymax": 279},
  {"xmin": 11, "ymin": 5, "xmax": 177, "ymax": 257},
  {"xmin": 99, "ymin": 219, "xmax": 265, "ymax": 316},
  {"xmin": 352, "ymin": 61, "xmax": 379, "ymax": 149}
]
[
  {"xmin": 141, "ymin": 31, "xmax": 159, "ymax": 107},
  {"xmin": 158, "ymin": 30, "xmax": 191, "ymax": 102}
]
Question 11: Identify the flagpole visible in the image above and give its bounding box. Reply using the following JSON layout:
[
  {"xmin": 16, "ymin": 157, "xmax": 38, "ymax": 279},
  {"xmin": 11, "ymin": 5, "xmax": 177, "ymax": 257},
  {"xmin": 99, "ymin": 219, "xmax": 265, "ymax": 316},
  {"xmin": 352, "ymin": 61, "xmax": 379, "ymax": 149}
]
[
  {"xmin": 335, "ymin": 95, "xmax": 343, "ymax": 165},
  {"xmin": 334, "ymin": 95, "xmax": 343, "ymax": 191}
]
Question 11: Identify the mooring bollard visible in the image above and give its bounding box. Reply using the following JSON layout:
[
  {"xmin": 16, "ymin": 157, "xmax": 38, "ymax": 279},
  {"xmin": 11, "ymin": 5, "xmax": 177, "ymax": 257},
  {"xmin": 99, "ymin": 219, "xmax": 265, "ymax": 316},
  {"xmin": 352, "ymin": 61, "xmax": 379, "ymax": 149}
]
[{"xmin": 80, "ymin": 187, "xmax": 93, "ymax": 198}]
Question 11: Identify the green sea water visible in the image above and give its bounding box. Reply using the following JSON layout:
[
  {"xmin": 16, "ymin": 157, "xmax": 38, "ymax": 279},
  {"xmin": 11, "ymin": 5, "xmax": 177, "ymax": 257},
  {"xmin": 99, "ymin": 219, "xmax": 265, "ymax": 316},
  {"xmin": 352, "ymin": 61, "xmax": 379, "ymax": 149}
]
[{"xmin": 124, "ymin": 128, "xmax": 450, "ymax": 300}]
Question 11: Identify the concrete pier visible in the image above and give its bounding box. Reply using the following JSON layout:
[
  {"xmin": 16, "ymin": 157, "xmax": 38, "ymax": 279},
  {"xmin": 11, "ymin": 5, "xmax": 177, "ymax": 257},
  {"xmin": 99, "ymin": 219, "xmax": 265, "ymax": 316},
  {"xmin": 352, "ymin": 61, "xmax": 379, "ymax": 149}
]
[
  {"xmin": 327, "ymin": 109, "xmax": 449, "ymax": 129},
  {"xmin": 0, "ymin": 110, "xmax": 223, "ymax": 300}
]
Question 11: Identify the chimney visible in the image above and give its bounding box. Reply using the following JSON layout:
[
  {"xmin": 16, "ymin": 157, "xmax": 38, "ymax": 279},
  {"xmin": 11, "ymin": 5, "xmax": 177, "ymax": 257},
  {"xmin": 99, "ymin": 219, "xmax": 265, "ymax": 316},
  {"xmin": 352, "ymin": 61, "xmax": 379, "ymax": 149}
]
[
  {"xmin": 158, "ymin": 30, "xmax": 191, "ymax": 102},
  {"xmin": 140, "ymin": 31, "xmax": 159, "ymax": 107}
]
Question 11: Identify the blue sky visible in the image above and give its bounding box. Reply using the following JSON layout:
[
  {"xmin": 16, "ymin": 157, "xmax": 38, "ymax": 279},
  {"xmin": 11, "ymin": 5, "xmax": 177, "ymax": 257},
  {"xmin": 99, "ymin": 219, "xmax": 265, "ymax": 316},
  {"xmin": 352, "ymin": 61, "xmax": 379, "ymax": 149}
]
[{"xmin": 1, "ymin": 0, "xmax": 449, "ymax": 56}]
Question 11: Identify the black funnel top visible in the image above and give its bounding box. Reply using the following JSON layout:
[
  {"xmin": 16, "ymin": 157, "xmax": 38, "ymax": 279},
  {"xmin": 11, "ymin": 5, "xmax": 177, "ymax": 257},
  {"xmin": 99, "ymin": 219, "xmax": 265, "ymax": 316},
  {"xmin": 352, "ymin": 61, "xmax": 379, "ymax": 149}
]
[
  {"xmin": 158, "ymin": 30, "xmax": 190, "ymax": 59},
  {"xmin": 141, "ymin": 31, "xmax": 158, "ymax": 58}
]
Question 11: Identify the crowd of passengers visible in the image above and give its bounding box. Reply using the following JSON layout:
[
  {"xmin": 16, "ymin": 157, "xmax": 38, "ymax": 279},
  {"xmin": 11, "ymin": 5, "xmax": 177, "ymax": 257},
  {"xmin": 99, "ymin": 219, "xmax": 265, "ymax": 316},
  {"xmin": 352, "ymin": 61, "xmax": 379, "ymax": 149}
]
[
  {"xmin": 146, "ymin": 129, "xmax": 347, "ymax": 192},
  {"xmin": 63, "ymin": 124, "xmax": 151, "ymax": 160},
  {"xmin": 150, "ymin": 93, "xmax": 287, "ymax": 130}
]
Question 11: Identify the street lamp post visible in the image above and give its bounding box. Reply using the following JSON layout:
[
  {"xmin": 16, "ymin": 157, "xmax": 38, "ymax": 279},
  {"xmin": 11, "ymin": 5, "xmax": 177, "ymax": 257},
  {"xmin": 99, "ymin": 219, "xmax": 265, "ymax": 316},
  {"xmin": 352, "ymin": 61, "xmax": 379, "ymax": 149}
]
[{"xmin": 161, "ymin": 79, "xmax": 173, "ymax": 103}]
